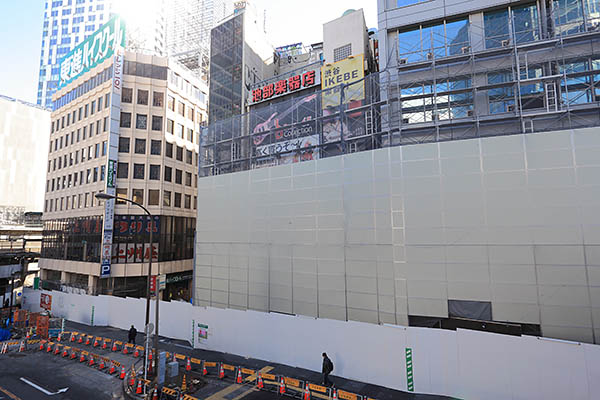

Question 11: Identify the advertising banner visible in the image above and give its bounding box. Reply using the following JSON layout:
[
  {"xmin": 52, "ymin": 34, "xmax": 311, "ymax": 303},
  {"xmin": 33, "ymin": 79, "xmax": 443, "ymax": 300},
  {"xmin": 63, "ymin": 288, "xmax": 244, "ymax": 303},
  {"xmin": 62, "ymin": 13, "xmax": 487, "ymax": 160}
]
[
  {"xmin": 114, "ymin": 215, "xmax": 160, "ymax": 236},
  {"xmin": 58, "ymin": 15, "xmax": 126, "ymax": 90},
  {"xmin": 321, "ymin": 54, "xmax": 365, "ymax": 108},
  {"xmin": 251, "ymin": 93, "xmax": 319, "ymax": 166},
  {"xmin": 40, "ymin": 293, "xmax": 52, "ymax": 311},
  {"xmin": 249, "ymin": 67, "xmax": 320, "ymax": 105}
]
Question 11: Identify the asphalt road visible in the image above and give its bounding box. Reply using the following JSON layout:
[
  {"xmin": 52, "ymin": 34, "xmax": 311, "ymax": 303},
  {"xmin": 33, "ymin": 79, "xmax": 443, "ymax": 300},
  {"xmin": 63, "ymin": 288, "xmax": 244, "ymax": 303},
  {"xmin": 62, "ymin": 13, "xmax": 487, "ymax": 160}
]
[{"xmin": 0, "ymin": 351, "xmax": 124, "ymax": 400}]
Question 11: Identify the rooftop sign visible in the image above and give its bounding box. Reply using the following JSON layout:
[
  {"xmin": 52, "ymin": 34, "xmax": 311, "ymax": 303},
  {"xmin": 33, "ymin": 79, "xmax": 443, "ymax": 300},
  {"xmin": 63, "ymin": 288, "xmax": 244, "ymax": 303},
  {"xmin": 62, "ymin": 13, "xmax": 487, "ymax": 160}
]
[{"xmin": 58, "ymin": 15, "xmax": 126, "ymax": 90}]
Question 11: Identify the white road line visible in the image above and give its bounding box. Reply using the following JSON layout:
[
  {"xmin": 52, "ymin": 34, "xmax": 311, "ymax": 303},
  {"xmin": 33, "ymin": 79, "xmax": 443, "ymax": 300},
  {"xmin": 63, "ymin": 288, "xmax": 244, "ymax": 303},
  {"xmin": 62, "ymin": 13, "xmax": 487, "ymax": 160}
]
[{"xmin": 18, "ymin": 378, "xmax": 68, "ymax": 396}]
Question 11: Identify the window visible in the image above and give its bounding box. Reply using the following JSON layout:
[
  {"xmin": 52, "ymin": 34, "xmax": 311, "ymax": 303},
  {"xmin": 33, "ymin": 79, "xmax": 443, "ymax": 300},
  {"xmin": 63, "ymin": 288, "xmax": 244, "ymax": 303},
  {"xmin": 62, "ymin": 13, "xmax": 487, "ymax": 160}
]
[
  {"xmin": 85, "ymin": 104, "xmax": 88, "ymax": 117},
  {"xmin": 93, "ymin": 167, "xmax": 98, "ymax": 182},
  {"xmin": 149, "ymin": 140, "xmax": 161, "ymax": 155},
  {"xmin": 120, "ymin": 112, "xmax": 131, "ymax": 128},
  {"xmin": 166, "ymin": 119, "xmax": 174, "ymax": 134},
  {"xmin": 101, "ymin": 140, "xmax": 107, "ymax": 156},
  {"xmin": 164, "ymin": 166, "xmax": 172, "ymax": 182},
  {"xmin": 177, "ymin": 123, "xmax": 184, "ymax": 138},
  {"xmin": 153, "ymin": 92, "xmax": 164, "ymax": 107},
  {"xmin": 132, "ymin": 189, "xmax": 144, "ymax": 205},
  {"xmin": 100, "ymin": 165, "xmax": 105, "ymax": 181},
  {"xmin": 105, "ymin": 93, "xmax": 110, "ymax": 108},
  {"xmin": 91, "ymin": 100, "xmax": 95, "ymax": 115},
  {"xmin": 176, "ymin": 146, "xmax": 183, "ymax": 161},
  {"xmin": 152, "ymin": 115, "xmax": 163, "ymax": 131},
  {"xmin": 178, "ymin": 101, "xmax": 185, "ymax": 116},
  {"xmin": 484, "ymin": 4, "xmax": 539, "ymax": 49},
  {"xmin": 184, "ymin": 194, "xmax": 191, "ymax": 209},
  {"xmin": 187, "ymin": 128, "xmax": 194, "ymax": 142},
  {"xmin": 163, "ymin": 190, "xmax": 171, "ymax": 206},
  {"xmin": 103, "ymin": 116, "xmax": 109, "ymax": 132},
  {"xmin": 175, "ymin": 169, "xmax": 183, "ymax": 184},
  {"xmin": 148, "ymin": 189, "xmax": 160, "ymax": 206},
  {"xmin": 333, "ymin": 44, "xmax": 352, "ymax": 62},
  {"xmin": 118, "ymin": 137, "xmax": 130, "ymax": 153},
  {"xmin": 166, "ymin": 143, "xmax": 173, "ymax": 158},
  {"xmin": 122, "ymin": 87, "xmax": 133, "ymax": 103},
  {"xmin": 167, "ymin": 95, "xmax": 175, "ymax": 111},
  {"xmin": 133, "ymin": 163, "xmax": 145, "ymax": 179},
  {"xmin": 94, "ymin": 143, "xmax": 99, "ymax": 158},
  {"xmin": 117, "ymin": 162, "xmax": 129, "ymax": 178},
  {"xmin": 136, "ymin": 114, "xmax": 147, "ymax": 129},
  {"xmin": 186, "ymin": 150, "xmax": 193, "ymax": 164},
  {"xmin": 174, "ymin": 192, "xmax": 182, "ymax": 208},
  {"xmin": 398, "ymin": 18, "xmax": 470, "ymax": 62},
  {"xmin": 135, "ymin": 138, "xmax": 146, "ymax": 154},
  {"xmin": 149, "ymin": 164, "xmax": 160, "ymax": 180},
  {"xmin": 90, "ymin": 122, "xmax": 95, "ymax": 136},
  {"xmin": 116, "ymin": 188, "xmax": 127, "ymax": 204},
  {"xmin": 185, "ymin": 172, "xmax": 192, "ymax": 186},
  {"xmin": 98, "ymin": 96, "xmax": 102, "ymax": 111},
  {"xmin": 193, "ymin": 196, "xmax": 197, "ymax": 210},
  {"xmin": 188, "ymin": 107, "xmax": 194, "ymax": 121},
  {"xmin": 137, "ymin": 89, "xmax": 148, "ymax": 105}
]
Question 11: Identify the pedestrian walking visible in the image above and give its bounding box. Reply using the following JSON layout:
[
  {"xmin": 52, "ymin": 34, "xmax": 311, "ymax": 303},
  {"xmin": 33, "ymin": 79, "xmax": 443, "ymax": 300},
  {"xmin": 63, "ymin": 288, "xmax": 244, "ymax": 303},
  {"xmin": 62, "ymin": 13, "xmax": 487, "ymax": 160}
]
[
  {"xmin": 322, "ymin": 352, "xmax": 334, "ymax": 387},
  {"xmin": 128, "ymin": 325, "xmax": 137, "ymax": 344}
]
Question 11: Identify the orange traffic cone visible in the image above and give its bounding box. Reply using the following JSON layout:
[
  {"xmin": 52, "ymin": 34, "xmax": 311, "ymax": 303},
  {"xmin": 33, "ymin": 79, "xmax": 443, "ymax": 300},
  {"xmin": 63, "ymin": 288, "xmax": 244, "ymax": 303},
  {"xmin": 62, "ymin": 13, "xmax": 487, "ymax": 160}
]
[
  {"xmin": 303, "ymin": 384, "xmax": 311, "ymax": 400},
  {"xmin": 54, "ymin": 344, "xmax": 60, "ymax": 355},
  {"xmin": 202, "ymin": 362, "xmax": 208, "ymax": 376},
  {"xmin": 102, "ymin": 340, "xmax": 107, "ymax": 350},
  {"xmin": 62, "ymin": 347, "xmax": 68, "ymax": 357},
  {"xmin": 70, "ymin": 349, "xmax": 77, "ymax": 359},
  {"xmin": 39, "ymin": 341, "xmax": 45, "ymax": 351},
  {"xmin": 57, "ymin": 333, "xmax": 61, "ymax": 342},
  {"xmin": 151, "ymin": 386, "xmax": 159, "ymax": 400},
  {"xmin": 134, "ymin": 347, "xmax": 139, "ymax": 357},
  {"xmin": 135, "ymin": 380, "xmax": 142, "ymax": 394},
  {"xmin": 78, "ymin": 335, "xmax": 83, "ymax": 344},
  {"xmin": 181, "ymin": 374, "xmax": 187, "ymax": 392},
  {"xmin": 218, "ymin": 363, "xmax": 225, "ymax": 379},
  {"xmin": 236, "ymin": 368, "xmax": 242, "ymax": 384},
  {"xmin": 186, "ymin": 358, "xmax": 191, "ymax": 372},
  {"xmin": 85, "ymin": 336, "xmax": 90, "ymax": 345},
  {"xmin": 99, "ymin": 359, "xmax": 105, "ymax": 370},
  {"xmin": 93, "ymin": 337, "xmax": 99, "ymax": 347},
  {"xmin": 1, "ymin": 343, "xmax": 7, "ymax": 354},
  {"xmin": 332, "ymin": 389, "xmax": 338, "ymax": 400},
  {"xmin": 119, "ymin": 365, "xmax": 126, "ymax": 379},
  {"xmin": 256, "ymin": 373, "xmax": 264, "ymax": 389},
  {"xmin": 123, "ymin": 345, "xmax": 128, "ymax": 355},
  {"xmin": 129, "ymin": 372, "xmax": 135, "ymax": 386},
  {"xmin": 89, "ymin": 355, "xmax": 95, "ymax": 366},
  {"xmin": 111, "ymin": 342, "xmax": 117, "ymax": 352},
  {"xmin": 46, "ymin": 343, "xmax": 52, "ymax": 352},
  {"xmin": 148, "ymin": 351, "xmax": 153, "ymax": 361},
  {"xmin": 79, "ymin": 352, "xmax": 85, "ymax": 363},
  {"xmin": 148, "ymin": 359, "xmax": 153, "ymax": 375},
  {"xmin": 172, "ymin": 352, "xmax": 177, "ymax": 363},
  {"xmin": 19, "ymin": 341, "xmax": 25, "ymax": 352},
  {"xmin": 109, "ymin": 362, "xmax": 116, "ymax": 375},
  {"xmin": 70, "ymin": 333, "xmax": 75, "ymax": 342},
  {"xmin": 279, "ymin": 377, "xmax": 286, "ymax": 395}
]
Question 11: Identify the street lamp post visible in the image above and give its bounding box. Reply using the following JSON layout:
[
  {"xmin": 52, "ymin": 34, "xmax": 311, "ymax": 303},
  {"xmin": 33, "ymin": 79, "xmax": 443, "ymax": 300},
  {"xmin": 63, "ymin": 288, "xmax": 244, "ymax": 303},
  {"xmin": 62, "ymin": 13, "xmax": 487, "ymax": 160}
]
[{"xmin": 95, "ymin": 193, "xmax": 160, "ymax": 383}]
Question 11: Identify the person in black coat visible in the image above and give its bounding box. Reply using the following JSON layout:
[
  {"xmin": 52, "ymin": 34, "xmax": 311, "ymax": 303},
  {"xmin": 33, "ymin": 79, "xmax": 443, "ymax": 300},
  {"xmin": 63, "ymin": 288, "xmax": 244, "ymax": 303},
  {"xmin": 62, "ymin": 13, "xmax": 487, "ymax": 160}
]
[
  {"xmin": 322, "ymin": 352, "xmax": 334, "ymax": 386},
  {"xmin": 128, "ymin": 325, "xmax": 137, "ymax": 344}
]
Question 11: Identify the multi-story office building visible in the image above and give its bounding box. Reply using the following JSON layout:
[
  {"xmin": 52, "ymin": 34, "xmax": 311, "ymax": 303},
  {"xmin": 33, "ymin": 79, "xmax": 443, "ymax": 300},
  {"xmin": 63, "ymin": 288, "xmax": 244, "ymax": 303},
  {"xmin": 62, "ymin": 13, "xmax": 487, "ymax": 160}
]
[
  {"xmin": 37, "ymin": 0, "xmax": 166, "ymax": 108},
  {"xmin": 166, "ymin": 0, "xmax": 234, "ymax": 82},
  {"xmin": 41, "ymin": 18, "xmax": 207, "ymax": 299},
  {"xmin": 194, "ymin": 2, "xmax": 600, "ymax": 344}
]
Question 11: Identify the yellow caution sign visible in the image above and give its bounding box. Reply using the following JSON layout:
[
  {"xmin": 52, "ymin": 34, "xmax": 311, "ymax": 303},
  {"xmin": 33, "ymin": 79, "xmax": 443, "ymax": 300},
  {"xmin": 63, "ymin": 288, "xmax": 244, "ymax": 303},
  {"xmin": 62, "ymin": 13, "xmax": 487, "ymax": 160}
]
[
  {"xmin": 222, "ymin": 364, "xmax": 235, "ymax": 371},
  {"xmin": 338, "ymin": 390, "xmax": 358, "ymax": 400},
  {"xmin": 241, "ymin": 368, "xmax": 255, "ymax": 375},
  {"xmin": 262, "ymin": 373, "xmax": 276, "ymax": 381},
  {"xmin": 284, "ymin": 377, "xmax": 301, "ymax": 387},
  {"xmin": 175, "ymin": 353, "xmax": 186, "ymax": 360},
  {"xmin": 308, "ymin": 383, "xmax": 328, "ymax": 393},
  {"xmin": 190, "ymin": 358, "xmax": 202, "ymax": 364}
]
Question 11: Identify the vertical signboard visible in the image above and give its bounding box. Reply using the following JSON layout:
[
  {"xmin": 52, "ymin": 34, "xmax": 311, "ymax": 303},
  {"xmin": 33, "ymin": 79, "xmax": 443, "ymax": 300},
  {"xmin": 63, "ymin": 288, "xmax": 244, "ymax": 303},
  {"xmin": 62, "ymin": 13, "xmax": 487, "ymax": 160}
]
[
  {"xmin": 405, "ymin": 347, "xmax": 414, "ymax": 392},
  {"xmin": 100, "ymin": 20, "xmax": 125, "ymax": 277}
]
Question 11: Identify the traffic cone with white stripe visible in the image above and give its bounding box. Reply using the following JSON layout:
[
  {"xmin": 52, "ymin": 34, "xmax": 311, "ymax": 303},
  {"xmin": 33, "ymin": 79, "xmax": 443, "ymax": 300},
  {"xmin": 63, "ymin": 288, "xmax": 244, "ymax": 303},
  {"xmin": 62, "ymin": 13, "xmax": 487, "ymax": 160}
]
[
  {"xmin": 56, "ymin": 333, "xmax": 61, "ymax": 342},
  {"xmin": 39, "ymin": 341, "xmax": 45, "ymax": 351},
  {"xmin": 78, "ymin": 335, "xmax": 83, "ymax": 344},
  {"xmin": 99, "ymin": 358, "xmax": 105, "ymax": 370},
  {"xmin": 85, "ymin": 336, "xmax": 90, "ymax": 345},
  {"xmin": 332, "ymin": 388, "xmax": 338, "ymax": 400},
  {"xmin": 111, "ymin": 341, "xmax": 117, "ymax": 352},
  {"xmin": 134, "ymin": 347, "xmax": 139, "ymax": 357},
  {"xmin": 152, "ymin": 386, "xmax": 159, "ymax": 400},
  {"xmin": 62, "ymin": 347, "xmax": 68, "ymax": 357},
  {"xmin": 256, "ymin": 373, "xmax": 264, "ymax": 389},
  {"xmin": 135, "ymin": 380, "xmax": 142, "ymax": 394},
  {"xmin": 123, "ymin": 345, "xmax": 128, "ymax": 354},
  {"xmin": 79, "ymin": 352, "xmax": 86, "ymax": 363},
  {"xmin": 303, "ymin": 383, "xmax": 311, "ymax": 400},
  {"xmin": 102, "ymin": 340, "xmax": 107, "ymax": 350},
  {"xmin": 129, "ymin": 370, "xmax": 135, "ymax": 386},
  {"xmin": 236, "ymin": 368, "xmax": 242, "ymax": 384},
  {"xmin": 1, "ymin": 343, "xmax": 7, "ymax": 354},
  {"xmin": 279, "ymin": 377, "xmax": 286, "ymax": 395},
  {"xmin": 19, "ymin": 341, "xmax": 25, "ymax": 352},
  {"xmin": 88, "ymin": 355, "xmax": 95, "ymax": 366},
  {"xmin": 172, "ymin": 352, "xmax": 176, "ymax": 363},
  {"xmin": 70, "ymin": 333, "xmax": 75, "ymax": 342},
  {"xmin": 46, "ymin": 342, "xmax": 53, "ymax": 352},
  {"xmin": 119, "ymin": 365, "xmax": 126, "ymax": 379},
  {"xmin": 70, "ymin": 349, "xmax": 77, "ymax": 359},
  {"xmin": 109, "ymin": 361, "xmax": 116, "ymax": 375},
  {"xmin": 93, "ymin": 337, "xmax": 99, "ymax": 347},
  {"xmin": 202, "ymin": 361, "xmax": 208, "ymax": 376},
  {"xmin": 218, "ymin": 363, "xmax": 225, "ymax": 379},
  {"xmin": 54, "ymin": 344, "xmax": 60, "ymax": 355},
  {"xmin": 186, "ymin": 358, "xmax": 191, "ymax": 372}
]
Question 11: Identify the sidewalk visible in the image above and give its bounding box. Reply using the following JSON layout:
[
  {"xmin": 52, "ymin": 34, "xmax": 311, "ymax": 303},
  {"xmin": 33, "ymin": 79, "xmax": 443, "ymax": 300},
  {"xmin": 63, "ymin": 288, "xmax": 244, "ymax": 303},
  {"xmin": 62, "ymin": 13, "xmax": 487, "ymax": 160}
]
[{"xmin": 65, "ymin": 320, "xmax": 452, "ymax": 400}]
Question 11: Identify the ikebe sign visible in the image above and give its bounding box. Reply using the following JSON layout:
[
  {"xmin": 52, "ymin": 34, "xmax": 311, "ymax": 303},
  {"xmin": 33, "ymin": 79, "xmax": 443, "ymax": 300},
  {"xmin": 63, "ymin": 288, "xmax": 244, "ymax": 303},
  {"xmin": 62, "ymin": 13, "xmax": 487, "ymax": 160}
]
[{"xmin": 58, "ymin": 15, "xmax": 126, "ymax": 90}]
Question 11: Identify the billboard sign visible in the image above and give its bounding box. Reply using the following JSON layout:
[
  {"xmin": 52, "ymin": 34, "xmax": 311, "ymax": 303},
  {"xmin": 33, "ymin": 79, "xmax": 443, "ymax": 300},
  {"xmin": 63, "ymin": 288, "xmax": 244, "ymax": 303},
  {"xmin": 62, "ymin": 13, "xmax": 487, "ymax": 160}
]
[
  {"xmin": 249, "ymin": 68, "xmax": 320, "ymax": 105},
  {"xmin": 321, "ymin": 54, "xmax": 365, "ymax": 108},
  {"xmin": 40, "ymin": 293, "xmax": 52, "ymax": 311},
  {"xmin": 58, "ymin": 15, "xmax": 126, "ymax": 90}
]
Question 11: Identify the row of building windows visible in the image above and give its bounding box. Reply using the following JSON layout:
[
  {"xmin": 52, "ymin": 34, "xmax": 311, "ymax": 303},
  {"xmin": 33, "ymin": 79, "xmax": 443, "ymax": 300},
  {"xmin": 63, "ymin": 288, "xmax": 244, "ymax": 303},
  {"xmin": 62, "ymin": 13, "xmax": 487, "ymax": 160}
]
[
  {"xmin": 52, "ymin": 92, "xmax": 109, "ymax": 133},
  {"xmin": 53, "ymin": 66, "xmax": 112, "ymax": 111},
  {"xmin": 48, "ymin": 141, "xmax": 106, "ymax": 174},
  {"xmin": 46, "ymin": 164, "xmax": 105, "ymax": 193},
  {"xmin": 119, "ymin": 112, "xmax": 163, "ymax": 131},
  {"xmin": 123, "ymin": 61, "xmax": 168, "ymax": 81},
  {"xmin": 122, "ymin": 88, "xmax": 163, "ymax": 107},
  {"xmin": 50, "ymin": 117, "xmax": 108, "ymax": 153},
  {"xmin": 114, "ymin": 162, "xmax": 197, "ymax": 187},
  {"xmin": 45, "ymin": 189, "xmax": 197, "ymax": 213},
  {"xmin": 397, "ymin": 1, "xmax": 600, "ymax": 63},
  {"xmin": 117, "ymin": 137, "xmax": 197, "ymax": 165}
]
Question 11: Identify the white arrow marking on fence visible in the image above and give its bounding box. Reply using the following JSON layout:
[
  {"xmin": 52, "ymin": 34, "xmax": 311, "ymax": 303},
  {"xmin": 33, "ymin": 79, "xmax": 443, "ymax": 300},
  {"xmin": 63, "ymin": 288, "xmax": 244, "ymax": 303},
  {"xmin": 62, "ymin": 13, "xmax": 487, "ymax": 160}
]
[{"xmin": 19, "ymin": 378, "xmax": 69, "ymax": 395}]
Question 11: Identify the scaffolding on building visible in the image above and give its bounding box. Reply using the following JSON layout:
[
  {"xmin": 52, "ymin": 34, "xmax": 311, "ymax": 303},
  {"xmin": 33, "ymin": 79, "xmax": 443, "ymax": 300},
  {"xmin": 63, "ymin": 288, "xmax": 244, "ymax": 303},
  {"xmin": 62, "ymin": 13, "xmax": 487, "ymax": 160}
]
[{"xmin": 200, "ymin": 1, "xmax": 600, "ymax": 176}]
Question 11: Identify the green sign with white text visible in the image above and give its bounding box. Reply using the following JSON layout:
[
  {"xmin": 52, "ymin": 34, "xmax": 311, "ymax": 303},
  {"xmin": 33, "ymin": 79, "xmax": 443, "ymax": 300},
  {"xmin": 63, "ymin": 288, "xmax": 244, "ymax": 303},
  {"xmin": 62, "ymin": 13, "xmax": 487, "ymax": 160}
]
[{"xmin": 58, "ymin": 15, "xmax": 126, "ymax": 90}]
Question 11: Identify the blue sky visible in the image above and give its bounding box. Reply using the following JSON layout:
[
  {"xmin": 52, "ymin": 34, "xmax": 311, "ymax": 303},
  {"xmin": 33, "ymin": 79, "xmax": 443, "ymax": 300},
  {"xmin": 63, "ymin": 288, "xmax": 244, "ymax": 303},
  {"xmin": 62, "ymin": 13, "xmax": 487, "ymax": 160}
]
[
  {"xmin": 0, "ymin": 1, "xmax": 376, "ymax": 105},
  {"xmin": 0, "ymin": 1, "xmax": 45, "ymax": 104}
]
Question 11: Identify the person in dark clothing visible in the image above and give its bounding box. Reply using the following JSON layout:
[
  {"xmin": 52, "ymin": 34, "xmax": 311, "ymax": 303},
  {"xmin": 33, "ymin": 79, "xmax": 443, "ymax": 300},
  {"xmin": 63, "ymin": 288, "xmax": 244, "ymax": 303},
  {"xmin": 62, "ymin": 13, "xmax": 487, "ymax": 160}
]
[
  {"xmin": 128, "ymin": 325, "xmax": 137, "ymax": 344},
  {"xmin": 322, "ymin": 352, "xmax": 334, "ymax": 386}
]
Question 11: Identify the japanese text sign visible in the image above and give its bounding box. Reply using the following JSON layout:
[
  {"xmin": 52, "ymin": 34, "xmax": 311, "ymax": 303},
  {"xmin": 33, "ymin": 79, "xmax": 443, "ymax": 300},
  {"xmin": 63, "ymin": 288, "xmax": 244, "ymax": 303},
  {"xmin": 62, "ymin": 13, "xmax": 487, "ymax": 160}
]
[
  {"xmin": 58, "ymin": 15, "xmax": 126, "ymax": 90},
  {"xmin": 250, "ymin": 67, "xmax": 320, "ymax": 105},
  {"xmin": 321, "ymin": 54, "xmax": 365, "ymax": 108}
]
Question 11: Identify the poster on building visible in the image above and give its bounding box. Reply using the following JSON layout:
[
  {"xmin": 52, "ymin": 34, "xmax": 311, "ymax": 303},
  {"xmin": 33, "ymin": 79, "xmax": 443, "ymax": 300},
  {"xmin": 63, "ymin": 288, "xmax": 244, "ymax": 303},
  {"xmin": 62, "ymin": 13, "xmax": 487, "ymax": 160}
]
[
  {"xmin": 321, "ymin": 54, "xmax": 365, "ymax": 108},
  {"xmin": 40, "ymin": 293, "xmax": 52, "ymax": 311},
  {"xmin": 116, "ymin": 243, "xmax": 158, "ymax": 264},
  {"xmin": 251, "ymin": 93, "xmax": 319, "ymax": 167}
]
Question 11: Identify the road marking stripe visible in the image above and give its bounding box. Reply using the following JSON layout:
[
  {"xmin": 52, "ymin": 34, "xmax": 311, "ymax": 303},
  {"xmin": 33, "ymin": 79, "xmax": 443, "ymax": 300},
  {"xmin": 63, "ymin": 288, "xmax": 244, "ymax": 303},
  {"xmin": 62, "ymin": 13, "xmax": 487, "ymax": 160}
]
[
  {"xmin": 204, "ymin": 384, "xmax": 242, "ymax": 400},
  {"xmin": 0, "ymin": 386, "xmax": 22, "ymax": 400},
  {"xmin": 244, "ymin": 366, "xmax": 273, "ymax": 382}
]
